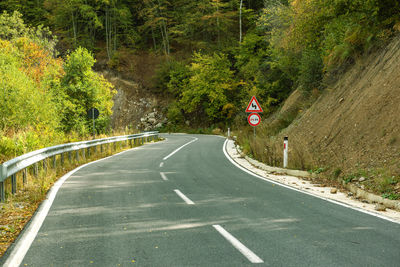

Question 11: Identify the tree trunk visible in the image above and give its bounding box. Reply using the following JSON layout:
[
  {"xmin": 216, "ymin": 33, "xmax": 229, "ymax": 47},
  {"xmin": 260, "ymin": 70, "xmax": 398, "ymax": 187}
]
[
  {"xmin": 217, "ymin": 1, "xmax": 220, "ymax": 47},
  {"xmin": 151, "ymin": 27, "xmax": 157, "ymax": 50},
  {"xmin": 71, "ymin": 11, "xmax": 77, "ymax": 47},
  {"xmin": 239, "ymin": 0, "xmax": 243, "ymax": 43},
  {"xmin": 105, "ymin": 8, "xmax": 110, "ymax": 60}
]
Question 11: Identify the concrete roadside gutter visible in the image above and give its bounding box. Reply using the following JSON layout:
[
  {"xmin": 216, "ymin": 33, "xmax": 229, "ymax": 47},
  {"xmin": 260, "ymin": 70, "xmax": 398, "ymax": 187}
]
[{"xmin": 229, "ymin": 139, "xmax": 400, "ymax": 213}]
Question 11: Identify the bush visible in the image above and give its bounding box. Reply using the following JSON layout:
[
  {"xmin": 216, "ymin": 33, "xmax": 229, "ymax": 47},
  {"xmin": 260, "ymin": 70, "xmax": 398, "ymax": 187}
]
[
  {"xmin": 298, "ymin": 49, "xmax": 323, "ymax": 93},
  {"xmin": 61, "ymin": 47, "xmax": 116, "ymax": 134}
]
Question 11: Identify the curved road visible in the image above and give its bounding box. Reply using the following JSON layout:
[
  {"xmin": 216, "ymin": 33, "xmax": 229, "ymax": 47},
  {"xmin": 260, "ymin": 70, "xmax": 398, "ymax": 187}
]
[{"xmin": 2, "ymin": 134, "xmax": 400, "ymax": 266}]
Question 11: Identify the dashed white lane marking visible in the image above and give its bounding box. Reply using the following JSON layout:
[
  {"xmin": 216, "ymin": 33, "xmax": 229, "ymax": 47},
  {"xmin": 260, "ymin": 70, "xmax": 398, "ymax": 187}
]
[
  {"xmin": 174, "ymin": 189, "xmax": 195, "ymax": 205},
  {"xmin": 160, "ymin": 172, "xmax": 168, "ymax": 181},
  {"xmin": 159, "ymin": 162, "xmax": 164, "ymax": 167},
  {"xmin": 213, "ymin": 225, "xmax": 264, "ymax": 264},
  {"xmin": 163, "ymin": 137, "xmax": 198, "ymax": 160}
]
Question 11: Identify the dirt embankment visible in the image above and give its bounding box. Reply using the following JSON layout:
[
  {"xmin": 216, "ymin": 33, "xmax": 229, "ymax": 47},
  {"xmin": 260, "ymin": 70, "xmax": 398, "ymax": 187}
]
[{"xmin": 257, "ymin": 36, "xmax": 400, "ymax": 196}]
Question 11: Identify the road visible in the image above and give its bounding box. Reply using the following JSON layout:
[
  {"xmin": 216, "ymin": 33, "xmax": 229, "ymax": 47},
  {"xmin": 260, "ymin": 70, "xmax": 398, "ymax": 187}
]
[{"xmin": 2, "ymin": 134, "xmax": 400, "ymax": 266}]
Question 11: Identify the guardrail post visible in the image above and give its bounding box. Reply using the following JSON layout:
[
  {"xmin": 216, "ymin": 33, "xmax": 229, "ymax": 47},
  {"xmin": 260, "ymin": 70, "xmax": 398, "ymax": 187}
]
[
  {"xmin": 100, "ymin": 144, "xmax": 103, "ymax": 153},
  {"xmin": 87, "ymin": 147, "xmax": 91, "ymax": 158},
  {"xmin": 0, "ymin": 182, "xmax": 4, "ymax": 202},
  {"xmin": 94, "ymin": 145, "xmax": 97, "ymax": 153},
  {"xmin": 52, "ymin": 156, "xmax": 56, "ymax": 169},
  {"xmin": 68, "ymin": 151, "xmax": 72, "ymax": 163},
  {"xmin": 43, "ymin": 159, "xmax": 47, "ymax": 172},
  {"xmin": 82, "ymin": 149, "xmax": 86, "ymax": 160},
  {"xmin": 34, "ymin": 163, "xmax": 38, "ymax": 177},
  {"xmin": 23, "ymin": 169, "xmax": 27, "ymax": 184},
  {"xmin": 76, "ymin": 150, "xmax": 80, "ymax": 162},
  {"xmin": 0, "ymin": 165, "xmax": 6, "ymax": 202},
  {"xmin": 11, "ymin": 174, "xmax": 17, "ymax": 194},
  {"xmin": 61, "ymin": 153, "xmax": 64, "ymax": 167}
]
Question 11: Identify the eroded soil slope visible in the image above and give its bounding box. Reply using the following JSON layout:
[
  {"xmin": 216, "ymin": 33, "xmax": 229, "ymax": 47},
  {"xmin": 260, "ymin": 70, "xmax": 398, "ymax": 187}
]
[{"xmin": 277, "ymin": 36, "xmax": 400, "ymax": 183}]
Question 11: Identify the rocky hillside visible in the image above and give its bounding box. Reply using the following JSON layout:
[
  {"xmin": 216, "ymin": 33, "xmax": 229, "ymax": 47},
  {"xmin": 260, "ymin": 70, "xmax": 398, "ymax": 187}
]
[
  {"xmin": 100, "ymin": 71, "xmax": 167, "ymax": 131},
  {"xmin": 251, "ymin": 35, "xmax": 400, "ymax": 197}
]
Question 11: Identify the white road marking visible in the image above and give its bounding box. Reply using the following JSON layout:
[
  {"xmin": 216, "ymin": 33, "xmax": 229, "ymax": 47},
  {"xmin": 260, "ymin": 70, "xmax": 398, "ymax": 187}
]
[
  {"xmin": 222, "ymin": 139, "xmax": 400, "ymax": 225},
  {"xmin": 174, "ymin": 189, "xmax": 195, "ymax": 205},
  {"xmin": 163, "ymin": 137, "xmax": 198, "ymax": 160},
  {"xmin": 2, "ymin": 147, "xmax": 141, "ymax": 267},
  {"xmin": 160, "ymin": 172, "xmax": 168, "ymax": 181},
  {"xmin": 213, "ymin": 225, "xmax": 264, "ymax": 264},
  {"xmin": 159, "ymin": 162, "xmax": 164, "ymax": 167}
]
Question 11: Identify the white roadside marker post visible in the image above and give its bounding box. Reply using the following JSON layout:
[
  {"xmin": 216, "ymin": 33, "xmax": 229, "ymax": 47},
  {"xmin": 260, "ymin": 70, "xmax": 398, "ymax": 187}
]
[
  {"xmin": 228, "ymin": 128, "xmax": 231, "ymax": 138},
  {"xmin": 283, "ymin": 136, "xmax": 288, "ymax": 168}
]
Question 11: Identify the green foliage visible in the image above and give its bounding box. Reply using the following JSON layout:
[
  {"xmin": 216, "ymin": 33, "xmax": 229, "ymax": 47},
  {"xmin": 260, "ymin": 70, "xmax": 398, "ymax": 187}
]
[
  {"xmin": 61, "ymin": 47, "xmax": 115, "ymax": 134},
  {"xmin": 0, "ymin": 15, "xmax": 115, "ymax": 162},
  {"xmin": 179, "ymin": 52, "xmax": 236, "ymax": 124},
  {"xmin": 167, "ymin": 101, "xmax": 184, "ymax": 125},
  {"xmin": 0, "ymin": 11, "xmax": 57, "ymax": 53},
  {"xmin": 0, "ymin": 39, "xmax": 59, "ymax": 132},
  {"xmin": 298, "ymin": 49, "xmax": 323, "ymax": 92},
  {"xmin": 153, "ymin": 59, "xmax": 189, "ymax": 95}
]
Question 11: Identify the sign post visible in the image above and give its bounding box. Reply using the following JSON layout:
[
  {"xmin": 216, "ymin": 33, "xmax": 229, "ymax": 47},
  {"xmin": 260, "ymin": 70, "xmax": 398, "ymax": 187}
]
[{"xmin": 245, "ymin": 96, "xmax": 263, "ymax": 137}]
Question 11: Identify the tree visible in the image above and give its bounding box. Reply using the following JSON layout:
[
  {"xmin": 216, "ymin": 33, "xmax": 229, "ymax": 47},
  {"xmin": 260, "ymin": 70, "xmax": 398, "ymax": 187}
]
[
  {"xmin": 179, "ymin": 52, "xmax": 236, "ymax": 124},
  {"xmin": 61, "ymin": 47, "xmax": 115, "ymax": 133}
]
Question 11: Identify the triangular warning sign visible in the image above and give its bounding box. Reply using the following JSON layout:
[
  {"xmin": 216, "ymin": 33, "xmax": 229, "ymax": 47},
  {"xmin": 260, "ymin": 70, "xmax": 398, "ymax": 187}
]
[{"xmin": 245, "ymin": 96, "xmax": 263, "ymax": 113}]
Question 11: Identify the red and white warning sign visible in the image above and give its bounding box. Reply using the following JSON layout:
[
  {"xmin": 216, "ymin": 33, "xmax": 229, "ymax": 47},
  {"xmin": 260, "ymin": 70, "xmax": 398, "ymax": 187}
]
[
  {"xmin": 248, "ymin": 113, "xmax": 261, "ymax": 127},
  {"xmin": 245, "ymin": 96, "xmax": 263, "ymax": 113}
]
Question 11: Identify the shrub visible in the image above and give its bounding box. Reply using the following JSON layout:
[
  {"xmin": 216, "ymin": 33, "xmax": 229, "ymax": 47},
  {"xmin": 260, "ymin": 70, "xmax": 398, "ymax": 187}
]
[{"xmin": 298, "ymin": 49, "xmax": 323, "ymax": 93}]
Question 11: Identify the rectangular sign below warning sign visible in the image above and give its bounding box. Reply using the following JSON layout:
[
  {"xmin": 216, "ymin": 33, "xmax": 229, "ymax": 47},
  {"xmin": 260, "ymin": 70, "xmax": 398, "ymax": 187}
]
[{"xmin": 245, "ymin": 96, "xmax": 263, "ymax": 113}]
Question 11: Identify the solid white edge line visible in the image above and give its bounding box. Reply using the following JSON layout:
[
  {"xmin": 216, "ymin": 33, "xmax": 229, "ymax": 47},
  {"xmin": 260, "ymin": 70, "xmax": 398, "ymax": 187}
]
[
  {"xmin": 174, "ymin": 189, "xmax": 195, "ymax": 205},
  {"xmin": 222, "ymin": 139, "xmax": 400, "ymax": 225},
  {"xmin": 163, "ymin": 137, "xmax": 198, "ymax": 161},
  {"xmin": 160, "ymin": 172, "xmax": 168, "ymax": 181},
  {"xmin": 3, "ymin": 144, "xmax": 156, "ymax": 267},
  {"xmin": 213, "ymin": 225, "xmax": 264, "ymax": 264}
]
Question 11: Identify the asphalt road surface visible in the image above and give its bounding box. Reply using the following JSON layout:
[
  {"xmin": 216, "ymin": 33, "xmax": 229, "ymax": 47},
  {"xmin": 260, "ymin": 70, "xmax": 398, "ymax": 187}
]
[{"xmin": 2, "ymin": 134, "xmax": 400, "ymax": 266}]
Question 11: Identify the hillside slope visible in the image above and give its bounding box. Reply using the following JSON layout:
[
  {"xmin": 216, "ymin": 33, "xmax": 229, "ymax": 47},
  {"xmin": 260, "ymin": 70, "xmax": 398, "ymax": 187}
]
[{"xmin": 255, "ymin": 36, "xmax": 400, "ymax": 195}]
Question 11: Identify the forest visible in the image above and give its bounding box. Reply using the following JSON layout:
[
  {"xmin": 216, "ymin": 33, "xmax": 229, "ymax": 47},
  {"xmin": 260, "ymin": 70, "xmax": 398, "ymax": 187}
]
[{"xmin": 0, "ymin": 0, "xmax": 400, "ymax": 161}]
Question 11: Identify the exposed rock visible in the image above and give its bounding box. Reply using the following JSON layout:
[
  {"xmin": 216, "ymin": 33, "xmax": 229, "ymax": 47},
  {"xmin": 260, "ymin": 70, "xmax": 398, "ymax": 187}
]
[
  {"xmin": 359, "ymin": 177, "xmax": 366, "ymax": 182},
  {"xmin": 330, "ymin": 188, "xmax": 338, "ymax": 194},
  {"xmin": 148, "ymin": 118, "xmax": 157, "ymax": 124},
  {"xmin": 374, "ymin": 204, "xmax": 386, "ymax": 211}
]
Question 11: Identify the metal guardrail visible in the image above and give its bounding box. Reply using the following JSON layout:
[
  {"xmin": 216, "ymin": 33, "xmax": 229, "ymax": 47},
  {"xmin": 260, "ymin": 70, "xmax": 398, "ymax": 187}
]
[{"xmin": 0, "ymin": 131, "xmax": 159, "ymax": 202}]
